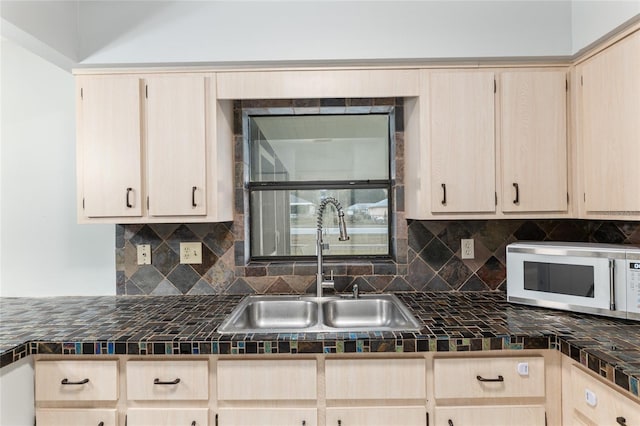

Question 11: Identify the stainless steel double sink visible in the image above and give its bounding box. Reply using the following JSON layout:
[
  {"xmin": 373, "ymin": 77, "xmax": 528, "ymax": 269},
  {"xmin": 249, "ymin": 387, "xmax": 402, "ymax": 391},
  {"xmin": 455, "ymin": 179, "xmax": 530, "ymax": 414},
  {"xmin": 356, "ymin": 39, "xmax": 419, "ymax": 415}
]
[{"xmin": 217, "ymin": 294, "xmax": 422, "ymax": 334}]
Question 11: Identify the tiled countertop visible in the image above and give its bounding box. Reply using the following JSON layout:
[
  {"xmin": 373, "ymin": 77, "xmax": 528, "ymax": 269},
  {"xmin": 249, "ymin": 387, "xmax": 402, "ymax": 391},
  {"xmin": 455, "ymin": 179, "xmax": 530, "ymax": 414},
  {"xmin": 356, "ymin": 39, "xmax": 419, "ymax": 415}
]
[{"xmin": 1, "ymin": 292, "xmax": 639, "ymax": 398}]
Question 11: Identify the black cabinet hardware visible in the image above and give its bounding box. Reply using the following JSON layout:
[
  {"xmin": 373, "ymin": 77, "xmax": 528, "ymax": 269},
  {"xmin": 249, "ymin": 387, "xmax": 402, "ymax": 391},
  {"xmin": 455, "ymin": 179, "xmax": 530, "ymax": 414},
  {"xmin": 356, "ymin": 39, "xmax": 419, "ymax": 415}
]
[
  {"xmin": 441, "ymin": 183, "xmax": 447, "ymax": 205},
  {"xmin": 192, "ymin": 186, "xmax": 197, "ymax": 207},
  {"xmin": 448, "ymin": 420, "xmax": 454, "ymax": 426},
  {"xmin": 476, "ymin": 375, "xmax": 504, "ymax": 382},
  {"xmin": 61, "ymin": 378, "xmax": 89, "ymax": 385},
  {"xmin": 616, "ymin": 417, "xmax": 627, "ymax": 426},
  {"xmin": 513, "ymin": 182, "xmax": 519, "ymax": 204},
  {"xmin": 153, "ymin": 378, "xmax": 181, "ymax": 385},
  {"xmin": 126, "ymin": 187, "xmax": 133, "ymax": 208}
]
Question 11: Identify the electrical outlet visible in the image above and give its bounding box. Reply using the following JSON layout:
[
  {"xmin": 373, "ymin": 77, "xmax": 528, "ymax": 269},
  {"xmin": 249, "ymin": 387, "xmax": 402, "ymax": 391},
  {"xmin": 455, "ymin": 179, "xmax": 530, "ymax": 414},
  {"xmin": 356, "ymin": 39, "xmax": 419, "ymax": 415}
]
[
  {"xmin": 180, "ymin": 242, "xmax": 202, "ymax": 264},
  {"xmin": 461, "ymin": 239, "xmax": 474, "ymax": 259},
  {"xmin": 137, "ymin": 244, "xmax": 152, "ymax": 265}
]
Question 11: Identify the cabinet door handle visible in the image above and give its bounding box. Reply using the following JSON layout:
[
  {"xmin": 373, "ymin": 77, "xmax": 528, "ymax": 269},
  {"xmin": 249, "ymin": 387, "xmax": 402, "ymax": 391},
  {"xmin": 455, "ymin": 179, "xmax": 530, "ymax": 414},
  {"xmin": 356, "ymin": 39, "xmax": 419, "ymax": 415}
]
[
  {"xmin": 441, "ymin": 183, "xmax": 447, "ymax": 205},
  {"xmin": 448, "ymin": 420, "xmax": 454, "ymax": 426},
  {"xmin": 126, "ymin": 188, "xmax": 133, "ymax": 208},
  {"xmin": 192, "ymin": 186, "xmax": 198, "ymax": 207},
  {"xmin": 476, "ymin": 375, "xmax": 504, "ymax": 382},
  {"xmin": 338, "ymin": 421, "xmax": 342, "ymax": 426},
  {"xmin": 98, "ymin": 422, "xmax": 104, "ymax": 426},
  {"xmin": 302, "ymin": 421, "xmax": 306, "ymax": 426},
  {"xmin": 61, "ymin": 378, "xmax": 89, "ymax": 385},
  {"xmin": 513, "ymin": 182, "xmax": 519, "ymax": 204},
  {"xmin": 616, "ymin": 417, "xmax": 627, "ymax": 426},
  {"xmin": 153, "ymin": 378, "xmax": 181, "ymax": 385},
  {"xmin": 191, "ymin": 422, "xmax": 196, "ymax": 426}
]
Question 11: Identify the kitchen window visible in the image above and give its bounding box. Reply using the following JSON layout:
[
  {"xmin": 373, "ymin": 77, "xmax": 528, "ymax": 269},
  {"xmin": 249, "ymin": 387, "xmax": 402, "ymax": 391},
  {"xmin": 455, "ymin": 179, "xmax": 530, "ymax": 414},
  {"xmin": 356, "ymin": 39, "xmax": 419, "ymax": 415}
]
[{"xmin": 247, "ymin": 112, "xmax": 393, "ymax": 260}]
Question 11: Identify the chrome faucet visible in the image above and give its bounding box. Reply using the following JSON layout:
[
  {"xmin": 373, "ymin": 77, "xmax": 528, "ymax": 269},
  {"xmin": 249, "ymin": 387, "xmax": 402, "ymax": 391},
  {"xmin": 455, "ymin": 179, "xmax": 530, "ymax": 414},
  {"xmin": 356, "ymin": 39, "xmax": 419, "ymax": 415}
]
[{"xmin": 316, "ymin": 197, "xmax": 349, "ymax": 297}]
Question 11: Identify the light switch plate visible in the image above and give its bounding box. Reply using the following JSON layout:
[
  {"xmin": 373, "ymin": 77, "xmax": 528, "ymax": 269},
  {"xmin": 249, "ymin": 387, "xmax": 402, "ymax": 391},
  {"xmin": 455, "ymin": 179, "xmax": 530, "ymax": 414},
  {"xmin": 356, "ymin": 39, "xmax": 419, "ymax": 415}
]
[
  {"xmin": 180, "ymin": 242, "xmax": 202, "ymax": 264},
  {"xmin": 137, "ymin": 244, "xmax": 152, "ymax": 265}
]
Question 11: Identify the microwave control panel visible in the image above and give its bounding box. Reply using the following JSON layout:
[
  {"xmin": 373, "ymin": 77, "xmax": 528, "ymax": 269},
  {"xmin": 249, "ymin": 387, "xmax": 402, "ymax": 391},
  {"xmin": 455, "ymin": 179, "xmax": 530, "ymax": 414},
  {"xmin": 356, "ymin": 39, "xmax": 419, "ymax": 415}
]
[{"xmin": 629, "ymin": 260, "xmax": 640, "ymax": 312}]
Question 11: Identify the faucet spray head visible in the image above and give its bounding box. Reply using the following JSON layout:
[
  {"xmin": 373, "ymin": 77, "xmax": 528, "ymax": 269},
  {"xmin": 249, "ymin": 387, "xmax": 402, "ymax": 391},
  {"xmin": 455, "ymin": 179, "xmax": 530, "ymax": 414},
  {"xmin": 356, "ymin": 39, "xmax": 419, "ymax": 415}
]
[{"xmin": 338, "ymin": 211, "xmax": 350, "ymax": 241}]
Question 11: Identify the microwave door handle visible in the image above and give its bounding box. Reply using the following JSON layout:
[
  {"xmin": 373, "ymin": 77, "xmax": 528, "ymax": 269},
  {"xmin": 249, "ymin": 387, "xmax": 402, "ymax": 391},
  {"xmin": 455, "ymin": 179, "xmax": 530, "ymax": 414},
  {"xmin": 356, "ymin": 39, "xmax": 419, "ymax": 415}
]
[{"xmin": 609, "ymin": 259, "xmax": 616, "ymax": 311}]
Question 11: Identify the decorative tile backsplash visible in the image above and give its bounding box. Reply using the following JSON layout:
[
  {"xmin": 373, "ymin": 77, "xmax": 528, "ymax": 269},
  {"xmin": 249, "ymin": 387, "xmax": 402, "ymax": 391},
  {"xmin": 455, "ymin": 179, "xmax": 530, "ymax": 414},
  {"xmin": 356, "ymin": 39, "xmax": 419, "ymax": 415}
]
[{"xmin": 116, "ymin": 98, "xmax": 640, "ymax": 295}]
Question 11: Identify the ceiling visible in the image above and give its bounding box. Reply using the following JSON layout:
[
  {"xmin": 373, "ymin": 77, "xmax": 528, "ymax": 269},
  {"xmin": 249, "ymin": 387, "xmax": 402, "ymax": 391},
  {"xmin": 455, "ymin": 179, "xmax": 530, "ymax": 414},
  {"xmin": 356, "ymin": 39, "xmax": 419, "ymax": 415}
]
[{"xmin": 1, "ymin": 1, "xmax": 639, "ymax": 71}]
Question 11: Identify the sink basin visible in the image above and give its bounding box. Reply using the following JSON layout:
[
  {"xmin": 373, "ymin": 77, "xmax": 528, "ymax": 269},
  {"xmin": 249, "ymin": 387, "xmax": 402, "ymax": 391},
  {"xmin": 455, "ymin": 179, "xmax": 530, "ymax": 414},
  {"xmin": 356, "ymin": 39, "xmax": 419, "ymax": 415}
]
[
  {"xmin": 322, "ymin": 296, "xmax": 420, "ymax": 330},
  {"xmin": 217, "ymin": 296, "xmax": 318, "ymax": 334},
  {"xmin": 218, "ymin": 294, "xmax": 421, "ymax": 334}
]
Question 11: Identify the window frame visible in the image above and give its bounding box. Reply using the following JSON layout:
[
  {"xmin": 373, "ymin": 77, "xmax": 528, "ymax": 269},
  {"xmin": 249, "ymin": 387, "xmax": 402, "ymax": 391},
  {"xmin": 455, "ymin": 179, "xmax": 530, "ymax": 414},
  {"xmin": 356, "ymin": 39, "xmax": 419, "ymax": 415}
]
[{"xmin": 245, "ymin": 110, "xmax": 395, "ymax": 262}]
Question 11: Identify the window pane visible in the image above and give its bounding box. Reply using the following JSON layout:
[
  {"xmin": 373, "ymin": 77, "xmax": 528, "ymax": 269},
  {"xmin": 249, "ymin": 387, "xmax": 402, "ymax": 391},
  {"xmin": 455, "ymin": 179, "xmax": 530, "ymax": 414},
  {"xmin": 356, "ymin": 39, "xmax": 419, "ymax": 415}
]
[
  {"xmin": 250, "ymin": 115, "xmax": 389, "ymax": 182},
  {"xmin": 251, "ymin": 188, "xmax": 389, "ymax": 257}
]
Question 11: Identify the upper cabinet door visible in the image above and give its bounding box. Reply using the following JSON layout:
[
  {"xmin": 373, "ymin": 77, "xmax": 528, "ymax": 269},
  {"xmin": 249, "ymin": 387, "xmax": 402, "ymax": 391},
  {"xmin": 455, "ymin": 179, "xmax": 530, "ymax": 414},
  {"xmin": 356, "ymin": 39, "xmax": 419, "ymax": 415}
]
[
  {"xmin": 429, "ymin": 71, "xmax": 496, "ymax": 214},
  {"xmin": 146, "ymin": 76, "xmax": 207, "ymax": 216},
  {"xmin": 581, "ymin": 31, "xmax": 640, "ymax": 215},
  {"xmin": 79, "ymin": 76, "xmax": 142, "ymax": 218},
  {"xmin": 500, "ymin": 70, "xmax": 568, "ymax": 212}
]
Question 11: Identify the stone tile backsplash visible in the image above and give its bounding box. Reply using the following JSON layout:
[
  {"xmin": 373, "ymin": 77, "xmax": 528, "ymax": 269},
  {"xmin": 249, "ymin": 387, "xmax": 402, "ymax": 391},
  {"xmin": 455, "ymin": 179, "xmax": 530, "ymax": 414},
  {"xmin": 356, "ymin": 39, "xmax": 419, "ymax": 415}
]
[
  {"xmin": 117, "ymin": 219, "xmax": 640, "ymax": 295},
  {"xmin": 115, "ymin": 98, "xmax": 640, "ymax": 295}
]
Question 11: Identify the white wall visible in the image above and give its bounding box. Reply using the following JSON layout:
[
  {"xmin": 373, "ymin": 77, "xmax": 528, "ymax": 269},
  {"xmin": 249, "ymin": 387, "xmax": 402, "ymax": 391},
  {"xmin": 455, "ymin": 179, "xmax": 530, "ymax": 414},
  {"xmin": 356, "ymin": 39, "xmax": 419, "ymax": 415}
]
[
  {"xmin": 0, "ymin": 39, "xmax": 115, "ymax": 297},
  {"xmin": 572, "ymin": 0, "xmax": 640, "ymax": 53},
  {"xmin": 77, "ymin": 1, "xmax": 573, "ymax": 65},
  {"xmin": 0, "ymin": 357, "xmax": 34, "ymax": 426}
]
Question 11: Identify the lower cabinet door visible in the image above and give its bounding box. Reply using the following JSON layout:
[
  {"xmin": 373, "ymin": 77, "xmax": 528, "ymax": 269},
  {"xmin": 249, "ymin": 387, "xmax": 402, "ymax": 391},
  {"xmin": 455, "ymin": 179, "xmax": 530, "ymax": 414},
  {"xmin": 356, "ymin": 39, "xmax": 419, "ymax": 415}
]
[
  {"xmin": 36, "ymin": 408, "xmax": 117, "ymax": 426},
  {"xmin": 435, "ymin": 406, "xmax": 545, "ymax": 426},
  {"xmin": 571, "ymin": 366, "xmax": 640, "ymax": 426},
  {"xmin": 217, "ymin": 408, "xmax": 317, "ymax": 426},
  {"xmin": 127, "ymin": 408, "xmax": 208, "ymax": 426},
  {"xmin": 326, "ymin": 407, "xmax": 426, "ymax": 426}
]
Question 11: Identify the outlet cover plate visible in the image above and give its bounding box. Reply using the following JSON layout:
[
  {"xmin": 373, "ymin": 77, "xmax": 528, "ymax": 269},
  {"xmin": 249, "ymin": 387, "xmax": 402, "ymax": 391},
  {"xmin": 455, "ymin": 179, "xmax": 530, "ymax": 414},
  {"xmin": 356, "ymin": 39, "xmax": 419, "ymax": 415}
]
[
  {"xmin": 180, "ymin": 242, "xmax": 202, "ymax": 264},
  {"xmin": 461, "ymin": 239, "xmax": 475, "ymax": 259}
]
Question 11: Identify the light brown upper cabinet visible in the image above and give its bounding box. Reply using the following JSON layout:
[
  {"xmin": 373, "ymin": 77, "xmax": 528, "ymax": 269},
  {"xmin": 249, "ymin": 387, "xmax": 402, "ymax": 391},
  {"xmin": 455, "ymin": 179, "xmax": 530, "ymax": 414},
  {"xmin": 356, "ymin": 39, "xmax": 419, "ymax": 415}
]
[
  {"xmin": 499, "ymin": 70, "xmax": 568, "ymax": 213},
  {"xmin": 428, "ymin": 71, "xmax": 497, "ymax": 214},
  {"xmin": 77, "ymin": 76, "xmax": 143, "ymax": 219},
  {"xmin": 145, "ymin": 76, "xmax": 207, "ymax": 217},
  {"xmin": 76, "ymin": 73, "xmax": 234, "ymax": 224},
  {"xmin": 405, "ymin": 68, "xmax": 570, "ymax": 219},
  {"xmin": 577, "ymin": 30, "xmax": 640, "ymax": 219}
]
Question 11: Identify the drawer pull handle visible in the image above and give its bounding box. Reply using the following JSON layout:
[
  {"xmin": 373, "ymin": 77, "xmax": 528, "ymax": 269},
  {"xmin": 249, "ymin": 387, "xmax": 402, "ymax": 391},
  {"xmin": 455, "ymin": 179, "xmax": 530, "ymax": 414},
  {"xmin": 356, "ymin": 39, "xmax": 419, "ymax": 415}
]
[
  {"xmin": 616, "ymin": 417, "xmax": 627, "ymax": 426},
  {"xmin": 448, "ymin": 420, "xmax": 454, "ymax": 426},
  {"xmin": 61, "ymin": 378, "xmax": 89, "ymax": 385},
  {"xmin": 476, "ymin": 375, "xmax": 504, "ymax": 382},
  {"xmin": 191, "ymin": 422, "xmax": 196, "ymax": 426},
  {"xmin": 98, "ymin": 423, "xmax": 104, "ymax": 426},
  {"xmin": 154, "ymin": 378, "xmax": 181, "ymax": 385}
]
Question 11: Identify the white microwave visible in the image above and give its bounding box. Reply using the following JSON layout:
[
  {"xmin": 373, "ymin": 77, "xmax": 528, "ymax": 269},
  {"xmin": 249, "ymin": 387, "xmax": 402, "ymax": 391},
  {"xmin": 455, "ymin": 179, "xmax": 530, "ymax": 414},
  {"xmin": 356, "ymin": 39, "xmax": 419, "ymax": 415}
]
[{"xmin": 507, "ymin": 242, "xmax": 640, "ymax": 321}]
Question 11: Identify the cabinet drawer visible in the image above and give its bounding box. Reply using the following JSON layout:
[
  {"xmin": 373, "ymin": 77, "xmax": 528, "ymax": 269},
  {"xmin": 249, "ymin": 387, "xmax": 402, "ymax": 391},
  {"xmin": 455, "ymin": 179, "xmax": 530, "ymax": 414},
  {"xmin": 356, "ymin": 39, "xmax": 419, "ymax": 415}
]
[
  {"xmin": 127, "ymin": 408, "xmax": 208, "ymax": 426},
  {"xmin": 126, "ymin": 360, "xmax": 208, "ymax": 401},
  {"xmin": 35, "ymin": 360, "xmax": 118, "ymax": 402},
  {"xmin": 434, "ymin": 356, "xmax": 545, "ymax": 400},
  {"xmin": 325, "ymin": 358, "xmax": 426, "ymax": 400},
  {"xmin": 435, "ymin": 406, "xmax": 545, "ymax": 426},
  {"xmin": 571, "ymin": 366, "xmax": 640, "ymax": 426},
  {"xmin": 217, "ymin": 359, "xmax": 316, "ymax": 400},
  {"xmin": 326, "ymin": 407, "xmax": 426, "ymax": 426},
  {"xmin": 218, "ymin": 408, "xmax": 317, "ymax": 426},
  {"xmin": 36, "ymin": 408, "xmax": 117, "ymax": 426}
]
